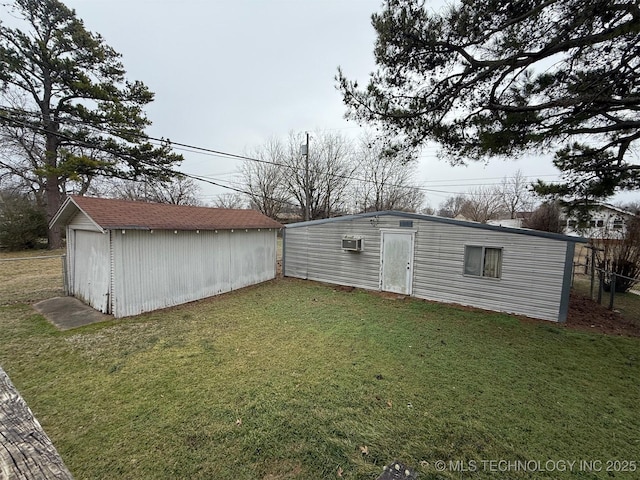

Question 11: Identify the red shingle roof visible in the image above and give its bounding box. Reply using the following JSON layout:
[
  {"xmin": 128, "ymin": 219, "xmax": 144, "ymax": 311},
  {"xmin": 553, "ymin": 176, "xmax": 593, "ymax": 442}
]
[{"xmin": 59, "ymin": 196, "xmax": 282, "ymax": 231}]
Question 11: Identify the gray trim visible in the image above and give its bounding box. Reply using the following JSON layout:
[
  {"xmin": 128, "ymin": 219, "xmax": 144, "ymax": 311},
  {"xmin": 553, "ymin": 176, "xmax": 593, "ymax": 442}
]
[
  {"xmin": 281, "ymin": 227, "xmax": 286, "ymax": 277},
  {"xmin": 558, "ymin": 242, "xmax": 575, "ymax": 323},
  {"xmin": 108, "ymin": 226, "xmax": 152, "ymax": 231},
  {"xmin": 284, "ymin": 211, "xmax": 588, "ymax": 244}
]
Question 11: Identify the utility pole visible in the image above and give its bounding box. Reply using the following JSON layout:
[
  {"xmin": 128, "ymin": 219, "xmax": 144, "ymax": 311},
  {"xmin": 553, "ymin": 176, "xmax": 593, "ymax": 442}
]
[{"xmin": 304, "ymin": 132, "xmax": 310, "ymax": 221}]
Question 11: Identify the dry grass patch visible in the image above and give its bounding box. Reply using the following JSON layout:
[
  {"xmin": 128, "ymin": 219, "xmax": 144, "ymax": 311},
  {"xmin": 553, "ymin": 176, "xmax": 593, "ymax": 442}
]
[{"xmin": 0, "ymin": 249, "xmax": 65, "ymax": 304}]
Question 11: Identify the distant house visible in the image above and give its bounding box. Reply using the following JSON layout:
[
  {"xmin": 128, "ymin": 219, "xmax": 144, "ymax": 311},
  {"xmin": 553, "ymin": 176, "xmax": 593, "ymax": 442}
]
[
  {"xmin": 51, "ymin": 196, "xmax": 282, "ymax": 317},
  {"xmin": 283, "ymin": 211, "xmax": 586, "ymax": 323},
  {"xmin": 486, "ymin": 213, "xmax": 532, "ymax": 229},
  {"xmin": 562, "ymin": 203, "xmax": 636, "ymax": 239}
]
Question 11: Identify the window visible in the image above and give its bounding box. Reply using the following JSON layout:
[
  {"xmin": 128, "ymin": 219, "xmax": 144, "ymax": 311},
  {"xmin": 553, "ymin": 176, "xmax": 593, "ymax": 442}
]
[
  {"xmin": 464, "ymin": 246, "xmax": 502, "ymax": 279},
  {"xmin": 596, "ymin": 220, "xmax": 604, "ymax": 227}
]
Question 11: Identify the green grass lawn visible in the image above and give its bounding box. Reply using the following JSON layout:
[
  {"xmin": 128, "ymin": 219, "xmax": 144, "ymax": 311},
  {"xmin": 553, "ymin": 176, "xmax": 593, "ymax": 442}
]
[{"xmin": 1, "ymin": 257, "xmax": 639, "ymax": 479}]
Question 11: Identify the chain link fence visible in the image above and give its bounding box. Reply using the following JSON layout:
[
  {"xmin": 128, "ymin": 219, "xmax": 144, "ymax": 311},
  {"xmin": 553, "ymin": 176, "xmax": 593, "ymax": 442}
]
[
  {"xmin": 0, "ymin": 254, "xmax": 67, "ymax": 304},
  {"xmin": 574, "ymin": 246, "xmax": 639, "ymax": 311}
]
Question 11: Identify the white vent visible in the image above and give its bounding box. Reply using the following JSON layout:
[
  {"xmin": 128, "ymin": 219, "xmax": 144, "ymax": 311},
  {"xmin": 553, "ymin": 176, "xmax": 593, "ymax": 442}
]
[{"xmin": 342, "ymin": 236, "xmax": 363, "ymax": 252}]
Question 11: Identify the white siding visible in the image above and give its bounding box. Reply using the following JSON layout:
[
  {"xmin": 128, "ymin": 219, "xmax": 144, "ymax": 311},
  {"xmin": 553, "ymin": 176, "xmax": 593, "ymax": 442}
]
[
  {"xmin": 284, "ymin": 219, "xmax": 391, "ymax": 291},
  {"xmin": 70, "ymin": 229, "xmax": 111, "ymax": 313},
  {"xmin": 410, "ymin": 220, "xmax": 567, "ymax": 322},
  {"xmin": 284, "ymin": 215, "xmax": 573, "ymax": 322},
  {"xmin": 68, "ymin": 211, "xmax": 102, "ymax": 232},
  {"xmin": 111, "ymin": 229, "xmax": 276, "ymax": 318}
]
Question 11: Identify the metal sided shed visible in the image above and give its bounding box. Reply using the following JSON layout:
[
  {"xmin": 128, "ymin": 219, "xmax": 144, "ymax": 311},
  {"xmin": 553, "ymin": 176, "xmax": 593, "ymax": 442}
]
[
  {"xmin": 283, "ymin": 211, "xmax": 587, "ymax": 323},
  {"xmin": 51, "ymin": 196, "xmax": 282, "ymax": 318}
]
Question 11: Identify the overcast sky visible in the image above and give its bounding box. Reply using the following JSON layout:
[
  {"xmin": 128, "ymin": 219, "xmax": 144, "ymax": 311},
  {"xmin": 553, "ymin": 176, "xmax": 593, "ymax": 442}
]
[{"xmin": 32, "ymin": 1, "xmax": 640, "ymax": 207}]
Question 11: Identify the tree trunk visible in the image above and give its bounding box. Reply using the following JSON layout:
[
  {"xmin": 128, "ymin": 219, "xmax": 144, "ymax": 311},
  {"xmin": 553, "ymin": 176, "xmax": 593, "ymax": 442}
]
[
  {"xmin": 45, "ymin": 172, "xmax": 63, "ymax": 249},
  {"xmin": 44, "ymin": 131, "xmax": 63, "ymax": 249}
]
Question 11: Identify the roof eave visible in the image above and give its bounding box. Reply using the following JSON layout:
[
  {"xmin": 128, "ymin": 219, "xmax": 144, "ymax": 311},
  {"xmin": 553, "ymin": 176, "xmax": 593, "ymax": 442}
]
[
  {"xmin": 49, "ymin": 196, "xmax": 105, "ymax": 233},
  {"xmin": 103, "ymin": 225, "xmax": 281, "ymax": 231},
  {"xmin": 284, "ymin": 210, "xmax": 588, "ymax": 243}
]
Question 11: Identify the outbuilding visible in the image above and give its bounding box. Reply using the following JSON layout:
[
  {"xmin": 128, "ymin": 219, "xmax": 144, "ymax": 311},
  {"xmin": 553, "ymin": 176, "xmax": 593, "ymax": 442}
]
[
  {"xmin": 283, "ymin": 211, "xmax": 586, "ymax": 322},
  {"xmin": 51, "ymin": 196, "xmax": 282, "ymax": 318}
]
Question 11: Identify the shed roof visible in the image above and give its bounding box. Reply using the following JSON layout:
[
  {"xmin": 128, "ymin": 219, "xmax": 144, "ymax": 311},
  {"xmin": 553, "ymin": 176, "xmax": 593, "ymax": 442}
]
[
  {"xmin": 50, "ymin": 196, "xmax": 283, "ymax": 231},
  {"xmin": 285, "ymin": 210, "xmax": 587, "ymax": 243}
]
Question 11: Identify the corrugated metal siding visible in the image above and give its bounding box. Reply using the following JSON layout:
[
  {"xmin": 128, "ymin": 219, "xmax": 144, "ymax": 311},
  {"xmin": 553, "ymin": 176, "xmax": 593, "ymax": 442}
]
[
  {"xmin": 71, "ymin": 230, "xmax": 111, "ymax": 313},
  {"xmin": 282, "ymin": 227, "xmax": 309, "ymax": 279},
  {"xmin": 284, "ymin": 215, "xmax": 571, "ymax": 322},
  {"xmin": 111, "ymin": 229, "xmax": 276, "ymax": 317}
]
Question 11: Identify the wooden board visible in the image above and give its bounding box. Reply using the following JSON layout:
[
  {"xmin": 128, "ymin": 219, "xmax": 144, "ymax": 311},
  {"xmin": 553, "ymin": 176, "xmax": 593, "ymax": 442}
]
[{"xmin": 0, "ymin": 367, "xmax": 73, "ymax": 479}]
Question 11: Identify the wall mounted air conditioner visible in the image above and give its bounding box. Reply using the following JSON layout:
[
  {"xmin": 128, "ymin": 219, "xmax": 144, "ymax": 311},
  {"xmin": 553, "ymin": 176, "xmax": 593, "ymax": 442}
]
[{"xmin": 342, "ymin": 235, "xmax": 363, "ymax": 252}]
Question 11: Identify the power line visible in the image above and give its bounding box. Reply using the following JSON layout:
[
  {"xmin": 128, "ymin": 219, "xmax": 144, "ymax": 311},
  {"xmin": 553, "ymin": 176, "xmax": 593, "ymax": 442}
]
[
  {"xmin": 0, "ymin": 105, "xmax": 560, "ymax": 202},
  {"xmin": 0, "ymin": 106, "xmax": 441, "ymax": 194},
  {"xmin": 422, "ymin": 173, "xmax": 561, "ymax": 183},
  {"xmin": 0, "ymin": 110, "xmax": 331, "ymax": 209}
]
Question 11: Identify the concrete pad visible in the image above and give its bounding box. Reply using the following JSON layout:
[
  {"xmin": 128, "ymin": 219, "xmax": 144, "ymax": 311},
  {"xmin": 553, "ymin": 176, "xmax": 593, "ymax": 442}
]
[{"xmin": 33, "ymin": 296, "xmax": 112, "ymax": 330}]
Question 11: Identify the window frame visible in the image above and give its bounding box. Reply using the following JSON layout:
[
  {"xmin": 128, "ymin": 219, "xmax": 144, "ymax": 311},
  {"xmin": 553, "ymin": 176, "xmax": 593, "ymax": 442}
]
[{"xmin": 463, "ymin": 245, "xmax": 503, "ymax": 279}]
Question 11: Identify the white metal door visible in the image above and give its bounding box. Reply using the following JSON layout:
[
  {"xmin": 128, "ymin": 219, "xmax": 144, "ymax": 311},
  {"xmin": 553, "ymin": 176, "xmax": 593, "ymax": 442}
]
[
  {"xmin": 73, "ymin": 230, "xmax": 111, "ymax": 313},
  {"xmin": 380, "ymin": 231, "xmax": 414, "ymax": 294}
]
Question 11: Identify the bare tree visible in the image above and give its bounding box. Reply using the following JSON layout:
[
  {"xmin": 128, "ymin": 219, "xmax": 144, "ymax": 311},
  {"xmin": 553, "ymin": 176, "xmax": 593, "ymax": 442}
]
[
  {"xmin": 621, "ymin": 202, "xmax": 640, "ymax": 215},
  {"xmin": 282, "ymin": 131, "xmax": 354, "ymax": 220},
  {"xmin": 213, "ymin": 193, "xmax": 246, "ymax": 209},
  {"xmin": 0, "ymin": 95, "xmax": 46, "ymax": 207},
  {"xmin": 421, "ymin": 205, "xmax": 436, "ymax": 215},
  {"xmin": 498, "ymin": 170, "xmax": 535, "ymax": 219},
  {"xmin": 352, "ymin": 132, "xmax": 424, "ymax": 213},
  {"xmin": 241, "ymin": 131, "xmax": 423, "ymax": 220},
  {"xmin": 240, "ymin": 138, "xmax": 290, "ymax": 220},
  {"xmin": 595, "ymin": 215, "xmax": 640, "ymax": 293},
  {"xmin": 437, "ymin": 195, "xmax": 467, "ymax": 218},
  {"xmin": 97, "ymin": 175, "xmax": 202, "ymax": 205},
  {"xmin": 439, "ymin": 174, "xmax": 532, "ymax": 222},
  {"xmin": 523, "ymin": 201, "xmax": 564, "ymax": 233},
  {"xmin": 459, "ymin": 186, "xmax": 506, "ymax": 223}
]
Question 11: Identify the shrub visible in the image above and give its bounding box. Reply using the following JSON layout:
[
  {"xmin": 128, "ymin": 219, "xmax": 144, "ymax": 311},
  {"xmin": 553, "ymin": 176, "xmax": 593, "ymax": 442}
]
[{"xmin": 0, "ymin": 194, "xmax": 48, "ymax": 250}]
